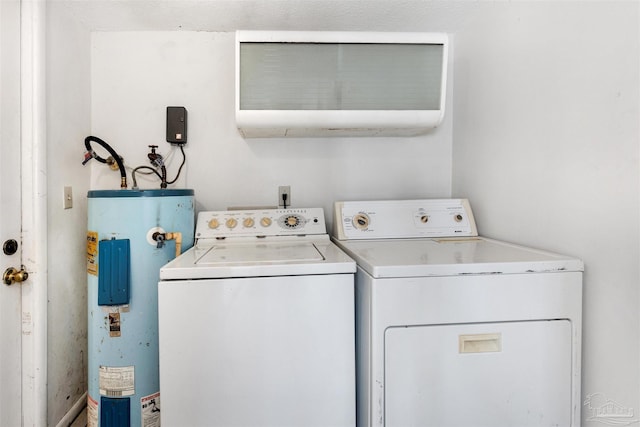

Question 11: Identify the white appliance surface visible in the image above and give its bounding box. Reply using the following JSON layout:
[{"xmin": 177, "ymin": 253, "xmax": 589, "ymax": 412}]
[
  {"xmin": 331, "ymin": 199, "xmax": 584, "ymax": 427},
  {"xmin": 385, "ymin": 320, "xmax": 572, "ymax": 426},
  {"xmin": 333, "ymin": 198, "xmax": 478, "ymax": 240},
  {"xmin": 158, "ymin": 207, "xmax": 356, "ymax": 427},
  {"xmin": 334, "ymin": 236, "xmax": 583, "ymax": 278},
  {"xmin": 160, "ymin": 207, "xmax": 355, "ymax": 279}
]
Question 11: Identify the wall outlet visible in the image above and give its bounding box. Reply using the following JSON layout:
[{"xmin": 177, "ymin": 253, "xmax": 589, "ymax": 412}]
[{"xmin": 278, "ymin": 186, "xmax": 291, "ymax": 208}]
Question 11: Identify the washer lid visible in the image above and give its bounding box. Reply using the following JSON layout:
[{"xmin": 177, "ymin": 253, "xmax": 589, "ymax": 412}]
[
  {"xmin": 160, "ymin": 237, "xmax": 356, "ymax": 280},
  {"xmin": 196, "ymin": 241, "xmax": 323, "ymax": 265},
  {"xmin": 332, "ymin": 237, "xmax": 584, "ymax": 278}
]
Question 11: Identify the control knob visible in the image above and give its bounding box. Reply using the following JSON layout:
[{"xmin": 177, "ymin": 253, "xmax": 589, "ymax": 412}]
[
  {"xmin": 284, "ymin": 215, "xmax": 300, "ymax": 228},
  {"xmin": 352, "ymin": 213, "xmax": 370, "ymax": 230}
]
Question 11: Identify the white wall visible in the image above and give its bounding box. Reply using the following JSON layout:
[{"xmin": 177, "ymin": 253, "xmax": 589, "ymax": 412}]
[
  {"xmin": 89, "ymin": 31, "xmax": 453, "ymax": 220},
  {"xmin": 45, "ymin": 0, "xmax": 640, "ymax": 425},
  {"xmin": 46, "ymin": 2, "xmax": 93, "ymax": 425},
  {"xmin": 47, "ymin": 1, "xmax": 459, "ymax": 422},
  {"xmin": 452, "ymin": 2, "xmax": 640, "ymax": 423}
]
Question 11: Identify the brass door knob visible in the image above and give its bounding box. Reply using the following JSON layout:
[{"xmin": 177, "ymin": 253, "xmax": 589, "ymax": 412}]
[{"xmin": 3, "ymin": 266, "xmax": 28, "ymax": 285}]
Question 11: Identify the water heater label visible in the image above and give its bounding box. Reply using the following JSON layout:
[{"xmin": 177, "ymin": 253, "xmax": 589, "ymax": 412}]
[
  {"xmin": 87, "ymin": 231, "xmax": 98, "ymax": 276},
  {"xmin": 141, "ymin": 391, "xmax": 161, "ymax": 427},
  {"xmin": 99, "ymin": 365, "xmax": 135, "ymax": 397},
  {"xmin": 108, "ymin": 313, "xmax": 121, "ymax": 337}
]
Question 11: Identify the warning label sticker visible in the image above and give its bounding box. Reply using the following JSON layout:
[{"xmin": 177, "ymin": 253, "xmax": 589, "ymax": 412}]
[
  {"xmin": 87, "ymin": 231, "xmax": 98, "ymax": 276},
  {"xmin": 99, "ymin": 365, "xmax": 135, "ymax": 397},
  {"xmin": 108, "ymin": 312, "xmax": 121, "ymax": 337},
  {"xmin": 141, "ymin": 391, "xmax": 161, "ymax": 427},
  {"xmin": 87, "ymin": 394, "xmax": 98, "ymax": 427}
]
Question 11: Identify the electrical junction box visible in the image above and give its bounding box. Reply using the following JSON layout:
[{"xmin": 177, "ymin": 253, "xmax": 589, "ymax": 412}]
[{"xmin": 166, "ymin": 106, "xmax": 187, "ymax": 144}]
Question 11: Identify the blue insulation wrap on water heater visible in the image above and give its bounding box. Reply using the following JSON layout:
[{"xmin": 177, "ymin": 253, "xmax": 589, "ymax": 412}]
[{"xmin": 87, "ymin": 189, "xmax": 194, "ymax": 427}]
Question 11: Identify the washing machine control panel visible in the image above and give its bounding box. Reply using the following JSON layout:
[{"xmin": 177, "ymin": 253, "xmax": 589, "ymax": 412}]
[
  {"xmin": 195, "ymin": 208, "xmax": 327, "ymax": 239},
  {"xmin": 333, "ymin": 199, "xmax": 478, "ymax": 240}
]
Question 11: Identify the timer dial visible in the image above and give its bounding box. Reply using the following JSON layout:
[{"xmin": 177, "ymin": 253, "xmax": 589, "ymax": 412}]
[
  {"xmin": 285, "ymin": 216, "xmax": 300, "ymax": 228},
  {"xmin": 277, "ymin": 213, "xmax": 306, "ymax": 230},
  {"xmin": 352, "ymin": 213, "xmax": 370, "ymax": 230}
]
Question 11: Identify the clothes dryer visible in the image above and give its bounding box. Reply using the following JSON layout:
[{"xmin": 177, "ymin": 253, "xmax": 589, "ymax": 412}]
[{"xmin": 332, "ymin": 199, "xmax": 583, "ymax": 427}]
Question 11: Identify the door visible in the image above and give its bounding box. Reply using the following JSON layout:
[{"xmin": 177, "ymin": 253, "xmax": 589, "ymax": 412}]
[
  {"xmin": 385, "ymin": 320, "xmax": 573, "ymax": 427},
  {"xmin": 0, "ymin": 0, "xmax": 24, "ymax": 425}
]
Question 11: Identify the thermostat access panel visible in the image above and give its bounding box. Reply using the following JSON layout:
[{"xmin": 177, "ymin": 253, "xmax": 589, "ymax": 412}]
[{"xmin": 333, "ymin": 199, "xmax": 478, "ymax": 240}]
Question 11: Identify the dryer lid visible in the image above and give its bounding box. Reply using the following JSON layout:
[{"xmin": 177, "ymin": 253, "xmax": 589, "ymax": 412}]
[{"xmin": 333, "ymin": 237, "xmax": 584, "ymax": 278}]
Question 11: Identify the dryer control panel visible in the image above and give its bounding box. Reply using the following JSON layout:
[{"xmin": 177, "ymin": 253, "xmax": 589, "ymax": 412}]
[
  {"xmin": 195, "ymin": 207, "xmax": 327, "ymax": 239},
  {"xmin": 333, "ymin": 199, "xmax": 478, "ymax": 240}
]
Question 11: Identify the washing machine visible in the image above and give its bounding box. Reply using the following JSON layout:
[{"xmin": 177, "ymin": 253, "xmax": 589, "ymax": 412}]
[
  {"xmin": 158, "ymin": 207, "xmax": 356, "ymax": 427},
  {"xmin": 332, "ymin": 199, "xmax": 583, "ymax": 427}
]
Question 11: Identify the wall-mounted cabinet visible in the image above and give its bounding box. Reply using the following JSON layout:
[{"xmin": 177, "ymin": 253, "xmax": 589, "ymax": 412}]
[{"xmin": 236, "ymin": 31, "xmax": 448, "ymax": 137}]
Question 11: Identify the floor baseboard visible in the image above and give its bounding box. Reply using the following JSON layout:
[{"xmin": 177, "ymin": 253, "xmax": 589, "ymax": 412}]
[{"xmin": 55, "ymin": 391, "xmax": 87, "ymax": 427}]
